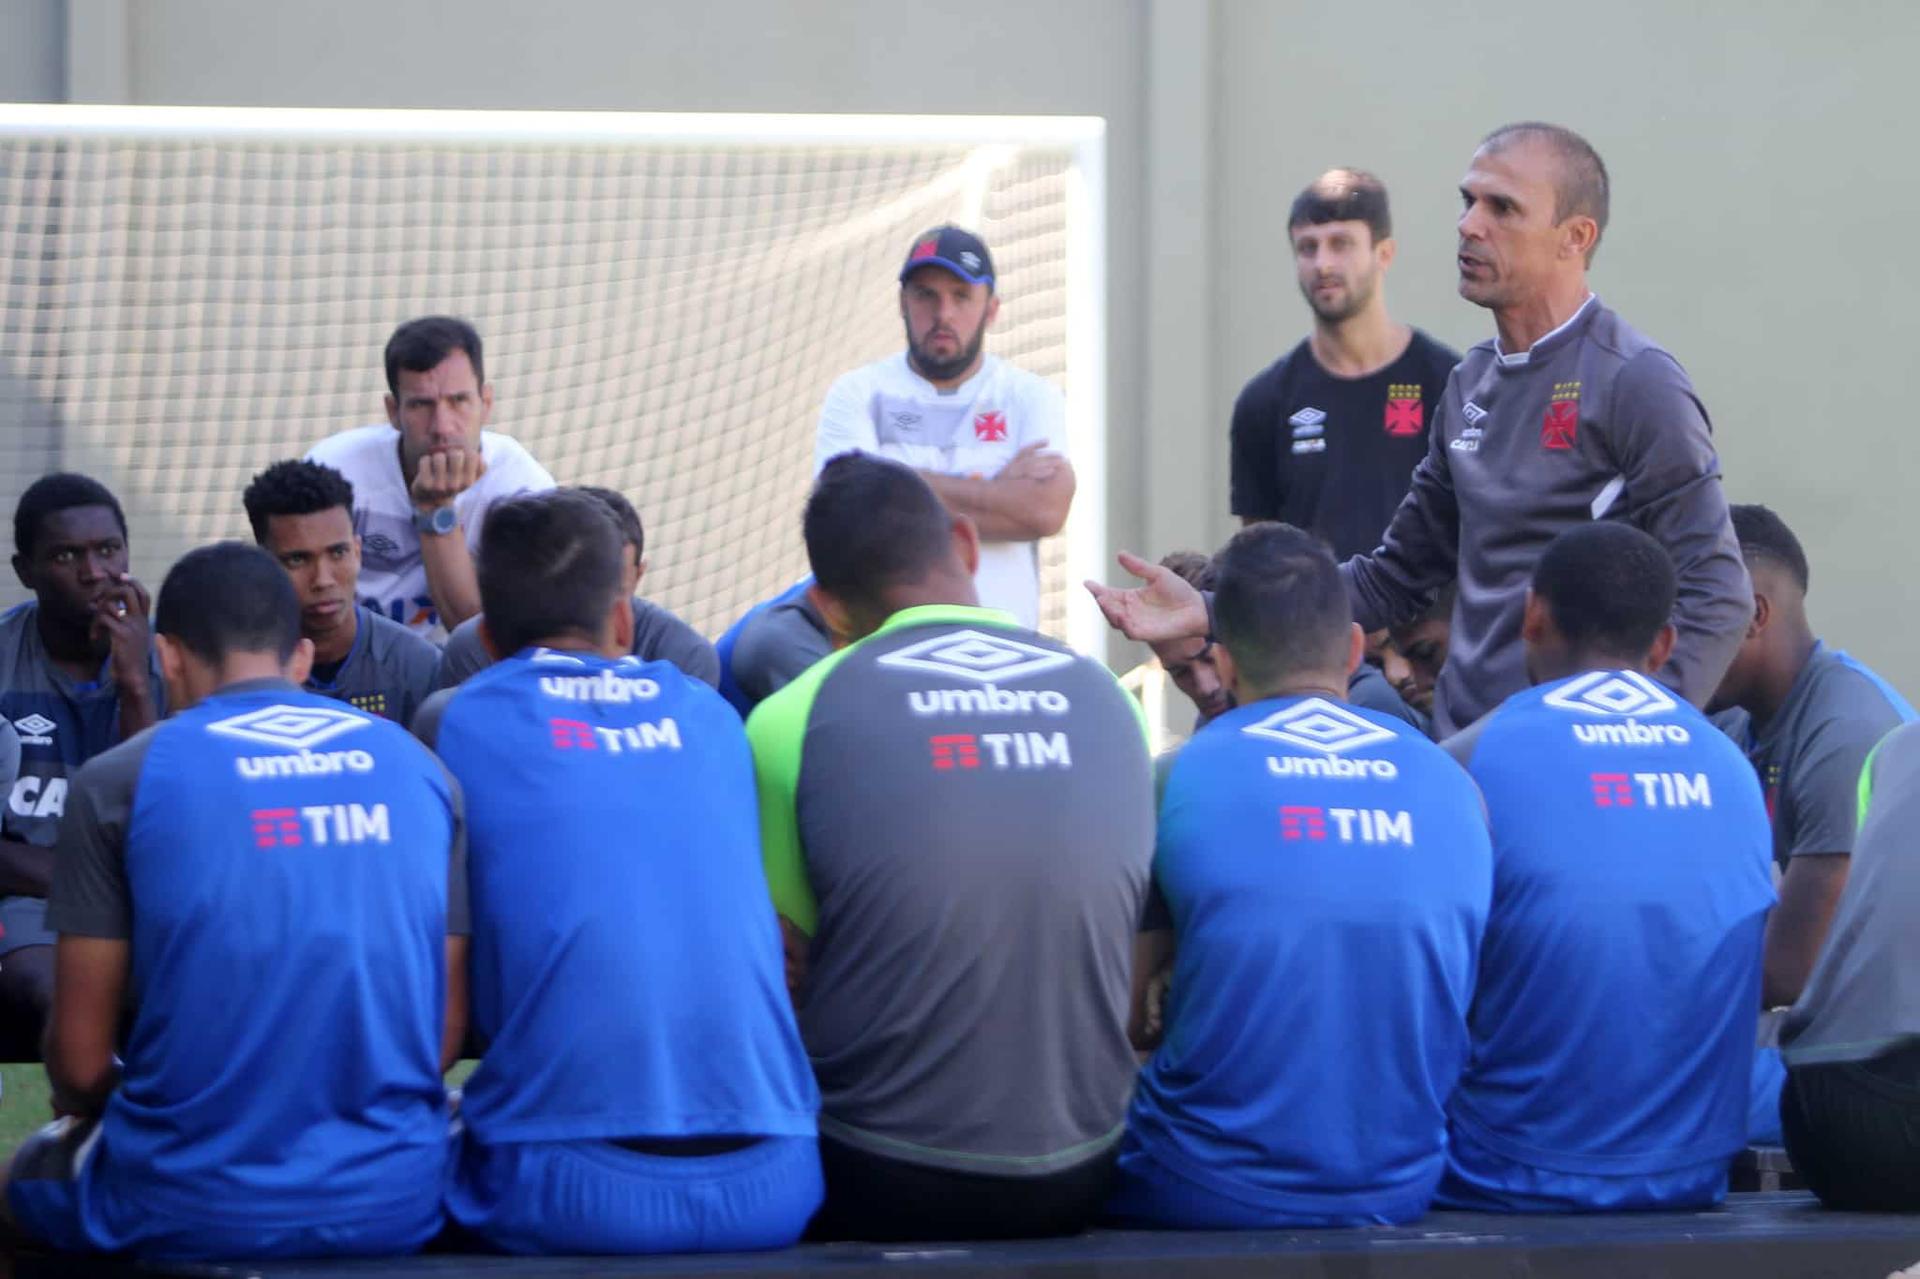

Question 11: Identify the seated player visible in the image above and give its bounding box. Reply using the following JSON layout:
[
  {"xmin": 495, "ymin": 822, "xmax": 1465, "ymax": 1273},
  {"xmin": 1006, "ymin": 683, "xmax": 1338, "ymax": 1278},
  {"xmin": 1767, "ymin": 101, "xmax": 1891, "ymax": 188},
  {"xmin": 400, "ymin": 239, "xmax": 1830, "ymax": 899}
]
[
  {"xmin": 1777, "ymin": 720, "xmax": 1920, "ymax": 1210},
  {"xmin": 0, "ymin": 474, "xmax": 165, "ymax": 1061},
  {"xmin": 1384, "ymin": 583, "xmax": 1453, "ymax": 722},
  {"xmin": 433, "ymin": 486, "xmax": 718, "ymax": 691},
  {"xmin": 1111, "ymin": 524, "xmax": 1490, "ymax": 1229},
  {"xmin": 1438, "ymin": 524, "xmax": 1773, "ymax": 1212},
  {"xmin": 243, "ymin": 459, "xmax": 439, "ymax": 725},
  {"xmin": 749, "ymin": 454, "xmax": 1153, "ymax": 1241},
  {"xmin": 4, "ymin": 542, "xmax": 466, "ymax": 1261},
  {"xmin": 418, "ymin": 492, "xmax": 819, "ymax": 1255},
  {"xmin": 1149, "ymin": 551, "xmax": 1230, "ymax": 731},
  {"xmin": 1710, "ymin": 504, "xmax": 1914, "ymax": 1008},
  {"xmin": 715, "ymin": 576, "xmax": 830, "ymax": 717}
]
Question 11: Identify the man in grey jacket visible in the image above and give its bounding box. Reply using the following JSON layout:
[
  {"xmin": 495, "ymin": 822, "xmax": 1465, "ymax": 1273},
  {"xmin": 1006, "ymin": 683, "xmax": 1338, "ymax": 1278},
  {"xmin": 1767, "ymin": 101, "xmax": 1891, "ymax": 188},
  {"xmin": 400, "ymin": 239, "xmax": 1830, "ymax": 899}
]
[{"xmin": 1092, "ymin": 124, "xmax": 1750, "ymax": 738}]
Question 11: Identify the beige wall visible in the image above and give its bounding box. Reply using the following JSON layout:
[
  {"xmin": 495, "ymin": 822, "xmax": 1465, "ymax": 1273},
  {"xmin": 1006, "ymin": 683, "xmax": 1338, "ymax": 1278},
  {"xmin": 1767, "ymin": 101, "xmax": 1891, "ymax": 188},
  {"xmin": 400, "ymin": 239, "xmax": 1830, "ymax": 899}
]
[{"xmin": 4, "ymin": 0, "xmax": 1913, "ymax": 691}]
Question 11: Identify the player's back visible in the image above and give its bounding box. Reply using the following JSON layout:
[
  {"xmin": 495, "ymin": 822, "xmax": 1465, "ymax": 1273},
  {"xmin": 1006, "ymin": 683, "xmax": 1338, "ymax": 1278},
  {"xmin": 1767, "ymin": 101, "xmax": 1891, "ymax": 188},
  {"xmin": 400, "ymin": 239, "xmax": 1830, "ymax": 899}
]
[
  {"xmin": 433, "ymin": 650, "xmax": 816, "ymax": 1144},
  {"xmin": 1443, "ymin": 670, "xmax": 1774, "ymax": 1211},
  {"xmin": 1120, "ymin": 697, "xmax": 1490, "ymax": 1226},
  {"xmin": 92, "ymin": 684, "xmax": 457, "ymax": 1231},
  {"xmin": 750, "ymin": 605, "xmax": 1153, "ymax": 1171}
]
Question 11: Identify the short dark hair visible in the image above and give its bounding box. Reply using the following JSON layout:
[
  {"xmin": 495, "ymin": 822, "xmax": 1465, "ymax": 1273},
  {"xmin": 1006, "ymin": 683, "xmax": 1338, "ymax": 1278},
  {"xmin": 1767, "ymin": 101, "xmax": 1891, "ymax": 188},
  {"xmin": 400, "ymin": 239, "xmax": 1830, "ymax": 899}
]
[
  {"xmin": 1532, "ymin": 523, "xmax": 1675, "ymax": 659},
  {"xmin": 1288, "ymin": 168, "xmax": 1392, "ymax": 244},
  {"xmin": 572, "ymin": 485, "xmax": 644, "ymax": 561},
  {"xmin": 1158, "ymin": 550, "xmax": 1218, "ymax": 593},
  {"xmin": 1212, "ymin": 523, "xmax": 1353, "ymax": 689},
  {"xmin": 1395, "ymin": 581, "xmax": 1457, "ymax": 636},
  {"xmin": 242, "ymin": 460, "xmax": 356, "ymax": 543},
  {"xmin": 478, "ymin": 491, "xmax": 624, "ymax": 655},
  {"xmin": 804, "ymin": 453, "xmax": 956, "ymax": 618},
  {"xmin": 13, "ymin": 473, "xmax": 128, "ymax": 559},
  {"xmin": 155, "ymin": 542, "xmax": 301, "ymax": 663},
  {"xmin": 1482, "ymin": 122, "xmax": 1610, "ymax": 259},
  {"xmin": 1730, "ymin": 503, "xmax": 1809, "ymax": 594},
  {"xmin": 384, "ymin": 315, "xmax": 484, "ymax": 397}
]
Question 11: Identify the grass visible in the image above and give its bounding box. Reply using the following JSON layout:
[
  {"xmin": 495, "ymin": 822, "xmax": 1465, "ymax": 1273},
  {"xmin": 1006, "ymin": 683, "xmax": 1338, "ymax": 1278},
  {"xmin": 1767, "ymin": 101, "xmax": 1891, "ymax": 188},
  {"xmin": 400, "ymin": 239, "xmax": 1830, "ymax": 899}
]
[{"xmin": 0, "ymin": 1061, "xmax": 480, "ymax": 1154}]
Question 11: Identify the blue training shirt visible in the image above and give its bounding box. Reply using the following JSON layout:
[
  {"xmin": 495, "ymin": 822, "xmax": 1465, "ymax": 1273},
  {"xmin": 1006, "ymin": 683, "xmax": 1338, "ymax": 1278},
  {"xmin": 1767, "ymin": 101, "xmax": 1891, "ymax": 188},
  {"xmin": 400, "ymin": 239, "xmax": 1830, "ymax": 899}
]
[
  {"xmin": 1123, "ymin": 696, "xmax": 1491, "ymax": 1224},
  {"xmin": 432, "ymin": 649, "xmax": 818, "ymax": 1145},
  {"xmin": 1442, "ymin": 670, "xmax": 1774, "ymax": 1210},
  {"xmin": 48, "ymin": 684, "xmax": 460, "ymax": 1239}
]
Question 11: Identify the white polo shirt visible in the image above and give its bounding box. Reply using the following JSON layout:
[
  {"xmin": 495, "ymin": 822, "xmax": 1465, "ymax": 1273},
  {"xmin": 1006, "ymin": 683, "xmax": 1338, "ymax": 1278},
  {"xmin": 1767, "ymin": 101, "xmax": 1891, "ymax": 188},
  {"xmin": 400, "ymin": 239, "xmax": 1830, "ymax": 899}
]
[
  {"xmin": 813, "ymin": 352, "xmax": 1066, "ymax": 629},
  {"xmin": 307, "ymin": 424, "xmax": 555, "ymax": 642}
]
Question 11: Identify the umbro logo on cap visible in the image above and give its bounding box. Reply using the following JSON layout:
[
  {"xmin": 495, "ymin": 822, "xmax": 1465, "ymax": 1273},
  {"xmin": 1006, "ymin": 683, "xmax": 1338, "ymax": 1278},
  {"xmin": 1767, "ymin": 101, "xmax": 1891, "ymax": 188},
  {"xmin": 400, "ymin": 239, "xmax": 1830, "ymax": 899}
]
[
  {"xmin": 206, "ymin": 704, "xmax": 372, "ymax": 750},
  {"xmin": 1542, "ymin": 671, "xmax": 1678, "ymax": 718},
  {"xmin": 1241, "ymin": 698, "xmax": 1395, "ymax": 755},
  {"xmin": 878, "ymin": 630, "xmax": 1075, "ymax": 684}
]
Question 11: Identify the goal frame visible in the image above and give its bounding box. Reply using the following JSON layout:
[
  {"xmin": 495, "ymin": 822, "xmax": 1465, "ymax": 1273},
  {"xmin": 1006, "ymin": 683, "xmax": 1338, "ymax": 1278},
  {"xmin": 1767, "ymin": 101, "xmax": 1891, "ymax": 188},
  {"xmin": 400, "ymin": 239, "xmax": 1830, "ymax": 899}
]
[{"xmin": 0, "ymin": 104, "xmax": 1109, "ymax": 655}]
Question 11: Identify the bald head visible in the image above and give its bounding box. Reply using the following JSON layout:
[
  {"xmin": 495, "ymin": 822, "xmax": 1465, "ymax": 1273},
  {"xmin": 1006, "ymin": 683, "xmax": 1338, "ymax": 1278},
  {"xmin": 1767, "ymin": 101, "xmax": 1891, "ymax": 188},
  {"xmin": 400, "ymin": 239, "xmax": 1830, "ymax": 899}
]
[{"xmin": 1481, "ymin": 122, "xmax": 1610, "ymax": 262}]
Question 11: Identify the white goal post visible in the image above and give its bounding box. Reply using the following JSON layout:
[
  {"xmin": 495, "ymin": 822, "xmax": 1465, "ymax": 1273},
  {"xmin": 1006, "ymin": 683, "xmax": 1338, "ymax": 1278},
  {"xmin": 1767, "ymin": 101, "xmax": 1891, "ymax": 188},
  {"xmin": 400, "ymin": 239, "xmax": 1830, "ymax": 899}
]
[{"xmin": 0, "ymin": 105, "xmax": 1106, "ymax": 652}]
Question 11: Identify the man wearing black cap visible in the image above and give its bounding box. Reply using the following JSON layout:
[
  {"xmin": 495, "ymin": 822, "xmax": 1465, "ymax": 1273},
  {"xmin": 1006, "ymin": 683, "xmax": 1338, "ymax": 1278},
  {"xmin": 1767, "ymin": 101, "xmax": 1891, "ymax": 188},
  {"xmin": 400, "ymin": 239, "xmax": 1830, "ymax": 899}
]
[{"xmin": 812, "ymin": 227, "xmax": 1074, "ymax": 630}]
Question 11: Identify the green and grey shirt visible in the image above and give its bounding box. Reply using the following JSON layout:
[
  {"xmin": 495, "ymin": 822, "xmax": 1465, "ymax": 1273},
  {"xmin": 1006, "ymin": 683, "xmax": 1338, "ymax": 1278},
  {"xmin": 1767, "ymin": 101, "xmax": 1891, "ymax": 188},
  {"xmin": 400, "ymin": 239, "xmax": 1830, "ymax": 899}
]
[
  {"xmin": 748, "ymin": 604, "xmax": 1154, "ymax": 1174},
  {"xmin": 1779, "ymin": 722, "xmax": 1920, "ymax": 1066}
]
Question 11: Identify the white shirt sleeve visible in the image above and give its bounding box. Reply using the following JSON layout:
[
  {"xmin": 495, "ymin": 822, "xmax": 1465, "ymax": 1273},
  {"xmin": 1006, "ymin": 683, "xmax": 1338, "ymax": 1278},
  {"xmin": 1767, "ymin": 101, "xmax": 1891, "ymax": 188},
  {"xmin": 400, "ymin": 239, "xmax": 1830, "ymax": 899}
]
[
  {"xmin": 813, "ymin": 369, "xmax": 880, "ymax": 476},
  {"xmin": 482, "ymin": 437, "xmax": 557, "ymax": 494}
]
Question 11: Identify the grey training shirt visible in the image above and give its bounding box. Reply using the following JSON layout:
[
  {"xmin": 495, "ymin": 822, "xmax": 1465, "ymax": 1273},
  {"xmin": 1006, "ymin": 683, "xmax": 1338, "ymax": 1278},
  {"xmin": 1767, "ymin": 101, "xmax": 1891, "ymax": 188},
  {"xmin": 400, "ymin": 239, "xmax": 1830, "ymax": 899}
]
[
  {"xmin": 1342, "ymin": 298, "xmax": 1751, "ymax": 735},
  {"xmin": 305, "ymin": 606, "xmax": 440, "ymax": 727},
  {"xmin": 433, "ymin": 597, "xmax": 719, "ymax": 691},
  {"xmin": 1780, "ymin": 721, "xmax": 1920, "ymax": 1066}
]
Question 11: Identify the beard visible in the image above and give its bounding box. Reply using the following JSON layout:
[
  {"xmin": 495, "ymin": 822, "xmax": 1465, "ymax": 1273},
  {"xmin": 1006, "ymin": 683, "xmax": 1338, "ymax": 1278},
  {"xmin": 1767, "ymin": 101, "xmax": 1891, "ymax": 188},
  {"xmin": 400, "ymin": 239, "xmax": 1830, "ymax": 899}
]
[
  {"xmin": 1302, "ymin": 269, "xmax": 1378, "ymax": 324},
  {"xmin": 906, "ymin": 314, "xmax": 990, "ymax": 383}
]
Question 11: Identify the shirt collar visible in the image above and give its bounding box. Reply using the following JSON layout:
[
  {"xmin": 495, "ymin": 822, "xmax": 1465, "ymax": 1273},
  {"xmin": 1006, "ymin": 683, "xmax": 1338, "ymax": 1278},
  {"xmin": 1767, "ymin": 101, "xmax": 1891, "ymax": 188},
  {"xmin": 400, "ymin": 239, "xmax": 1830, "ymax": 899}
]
[{"xmin": 1494, "ymin": 293, "xmax": 1597, "ymax": 366}]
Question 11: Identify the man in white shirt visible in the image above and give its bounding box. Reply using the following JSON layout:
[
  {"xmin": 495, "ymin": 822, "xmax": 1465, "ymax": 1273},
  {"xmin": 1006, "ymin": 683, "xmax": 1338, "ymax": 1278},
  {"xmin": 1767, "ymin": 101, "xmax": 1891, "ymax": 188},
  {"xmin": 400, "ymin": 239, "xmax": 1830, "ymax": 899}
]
[
  {"xmin": 812, "ymin": 228, "xmax": 1074, "ymax": 630},
  {"xmin": 308, "ymin": 316, "xmax": 555, "ymax": 642}
]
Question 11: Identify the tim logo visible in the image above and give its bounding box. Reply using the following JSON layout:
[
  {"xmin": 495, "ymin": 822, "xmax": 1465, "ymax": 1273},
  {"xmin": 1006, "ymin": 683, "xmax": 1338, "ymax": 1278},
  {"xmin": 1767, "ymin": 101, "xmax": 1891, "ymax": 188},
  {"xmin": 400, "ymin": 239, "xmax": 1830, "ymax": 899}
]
[
  {"xmin": 1543, "ymin": 671, "xmax": 1677, "ymax": 719},
  {"xmin": 1280, "ymin": 806, "xmax": 1327, "ymax": 840},
  {"xmin": 1242, "ymin": 698, "xmax": 1395, "ymax": 755},
  {"xmin": 974, "ymin": 410, "xmax": 1008, "ymax": 442},
  {"xmin": 1280, "ymin": 805, "xmax": 1414, "ymax": 846},
  {"xmin": 930, "ymin": 734, "xmax": 981, "ymax": 770},
  {"xmin": 207, "ymin": 704, "xmax": 371, "ymax": 750},
  {"xmin": 1591, "ymin": 773, "xmax": 1635, "ymax": 807},
  {"xmin": 878, "ymin": 631, "xmax": 1074, "ymax": 684},
  {"xmin": 550, "ymin": 719, "xmax": 598, "ymax": 750},
  {"xmin": 1542, "ymin": 381, "xmax": 1581, "ymax": 449},
  {"xmin": 12, "ymin": 714, "xmax": 54, "ymax": 746},
  {"xmin": 549, "ymin": 717, "xmax": 681, "ymax": 754},
  {"xmin": 250, "ymin": 803, "xmax": 390, "ymax": 848},
  {"xmin": 1591, "ymin": 772, "xmax": 1713, "ymax": 810},
  {"xmin": 1384, "ymin": 385, "xmax": 1424, "ymax": 436}
]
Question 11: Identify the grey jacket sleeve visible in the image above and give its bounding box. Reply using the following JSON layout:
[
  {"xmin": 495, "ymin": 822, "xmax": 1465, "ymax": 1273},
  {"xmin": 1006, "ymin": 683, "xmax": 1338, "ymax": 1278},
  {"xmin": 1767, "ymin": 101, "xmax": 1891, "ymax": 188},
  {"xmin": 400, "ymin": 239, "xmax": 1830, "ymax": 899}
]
[
  {"xmin": 1609, "ymin": 350, "xmax": 1752, "ymax": 708},
  {"xmin": 1340, "ymin": 394, "xmax": 1461, "ymax": 632}
]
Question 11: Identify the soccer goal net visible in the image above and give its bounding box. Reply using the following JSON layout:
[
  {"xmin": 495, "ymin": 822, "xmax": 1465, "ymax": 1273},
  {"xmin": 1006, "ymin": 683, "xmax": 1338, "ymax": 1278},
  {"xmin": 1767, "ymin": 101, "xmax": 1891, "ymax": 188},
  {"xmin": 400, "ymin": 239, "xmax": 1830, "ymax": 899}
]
[{"xmin": 0, "ymin": 106, "xmax": 1106, "ymax": 648}]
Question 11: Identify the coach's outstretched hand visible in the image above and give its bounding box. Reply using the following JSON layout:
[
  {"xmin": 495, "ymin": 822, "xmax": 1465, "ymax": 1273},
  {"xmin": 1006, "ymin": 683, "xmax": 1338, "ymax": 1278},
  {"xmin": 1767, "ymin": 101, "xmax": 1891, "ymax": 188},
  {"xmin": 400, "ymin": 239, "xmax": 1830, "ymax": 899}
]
[{"xmin": 1085, "ymin": 551, "xmax": 1209, "ymax": 643}]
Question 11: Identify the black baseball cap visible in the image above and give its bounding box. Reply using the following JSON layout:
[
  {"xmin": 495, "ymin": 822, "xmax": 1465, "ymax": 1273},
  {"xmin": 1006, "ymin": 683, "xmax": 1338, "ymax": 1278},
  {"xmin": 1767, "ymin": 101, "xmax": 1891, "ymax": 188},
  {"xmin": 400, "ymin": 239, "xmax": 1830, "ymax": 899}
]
[{"xmin": 899, "ymin": 226, "xmax": 995, "ymax": 288}]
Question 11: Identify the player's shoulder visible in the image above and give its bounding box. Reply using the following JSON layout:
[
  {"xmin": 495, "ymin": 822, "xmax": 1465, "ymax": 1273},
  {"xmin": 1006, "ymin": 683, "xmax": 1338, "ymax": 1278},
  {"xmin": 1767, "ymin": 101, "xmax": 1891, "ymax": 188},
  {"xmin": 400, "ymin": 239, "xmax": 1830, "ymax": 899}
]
[
  {"xmin": 475, "ymin": 431, "xmax": 554, "ymax": 488},
  {"xmin": 1795, "ymin": 647, "xmax": 1915, "ymax": 739},
  {"xmin": 1234, "ymin": 338, "xmax": 1313, "ymax": 404},
  {"xmin": 362, "ymin": 607, "xmax": 442, "ymax": 667},
  {"xmin": 307, "ymin": 423, "xmax": 398, "ymax": 470},
  {"xmin": 980, "ymin": 354, "xmax": 1062, "ymax": 405},
  {"xmin": 828, "ymin": 350, "xmax": 909, "ymax": 397},
  {"xmin": 1406, "ymin": 328, "xmax": 1464, "ymax": 378},
  {"xmin": 1577, "ymin": 301, "xmax": 1683, "ymax": 375}
]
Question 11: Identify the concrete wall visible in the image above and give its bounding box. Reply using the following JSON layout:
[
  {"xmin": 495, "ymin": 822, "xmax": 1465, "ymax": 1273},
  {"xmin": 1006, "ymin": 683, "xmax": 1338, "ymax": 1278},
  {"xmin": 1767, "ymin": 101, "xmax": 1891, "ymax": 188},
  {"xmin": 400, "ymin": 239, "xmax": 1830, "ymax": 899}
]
[{"xmin": 2, "ymin": 0, "xmax": 1912, "ymax": 690}]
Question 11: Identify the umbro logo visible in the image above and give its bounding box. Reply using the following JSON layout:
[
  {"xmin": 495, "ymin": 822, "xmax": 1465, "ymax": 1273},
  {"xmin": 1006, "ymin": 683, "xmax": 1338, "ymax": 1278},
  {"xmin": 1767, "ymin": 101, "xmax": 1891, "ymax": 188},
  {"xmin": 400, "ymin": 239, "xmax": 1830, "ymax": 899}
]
[
  {"xmin": 958, "ymin": 250, "xmax": 983, "ymax": 272},
  {"xmin": 1242, "ymin": 698, "xmax": 1395, "ymax": 755},
  {"xmin": 1289, "ymin": 407, "xmax": 1327, "ymax": 437},
  {"xmin": 207, "ymin": 704, "xmax": 372, "ymax": 750},
  {"xmin": 12, "ymin": 715, "xmax": 55, "ymax": 746},
  {"xmin": 1461, "ymin": 401, "xmax": 1488, "ymax": 425},
  {"xmin": 878, "ymin": 630, "xmax": 1075, "ymax": 684},
  {"xmin": 1543, "ymin": 671, "xmax": 1679, "ymax": 719},
  {"xmin": 363, "ymin": 532, "xmax": 402, "ymax": 558}
]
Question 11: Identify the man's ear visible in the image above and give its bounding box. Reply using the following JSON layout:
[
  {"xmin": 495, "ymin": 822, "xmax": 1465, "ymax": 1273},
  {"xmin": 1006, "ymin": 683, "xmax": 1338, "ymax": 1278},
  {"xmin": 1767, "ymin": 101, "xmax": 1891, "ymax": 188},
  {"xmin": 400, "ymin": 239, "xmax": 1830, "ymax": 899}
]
[
  {"xmin": 1520, "ymin": 589, "xmax": 1552, "ymax": 646},
  {"xmin": 952, "ymin": 514, "xmax": 981, "ymax": 577},
  {"xmin": 478, "ymin": 619, "xmax": 502, "ymax": 661},
  {"xmin": 1343, "ymin": 622, "xmax": 1365, "ymax": 678},
  {"xmin": 632, "ymin": 554, "xmax": 649, "ymax": 590},
  {"xmin": 477, "ymin": 382, "xmax": 494, "ymax": 426},
  {"xmin": 384, "ymin": 394, "xmax": 400, "ymax": 429},
  {"xmin": 1748, "ymin": 590, "xmax": 1772, "ymax": 640},
  {"xmin": 285, "ymin": 637, "xmax": 315, "ymax": 687},
  {"xmin": 10, "ymin": 552, "xmax": 31, "ymax": 595},
  {"xmin": 154, "ymin": 633, "xmax": 186, "ymax": 696},
  {"xmin": 609, "ymin": 593, "xmax": 636, "ymax": 656},
  {"xmin": 1645, "ymin": 622, "xmax": 1678, "ymax": 674},
  {"xmin": 1561, "ymin": 215, "xmax": 1600, "ymax": 262},
  {"xmin": 984, "ymin": 292, "xmax": 1002, "ymax": 330},
  {"xmin": 1375, "ymin": 235, "xmax": 1397, "ymax": 273},
  {"xmin": 807, "ymin": 583, "xmax": 859, "ymax": 650},
  {"xmin": 1212, "ymin": 641, "xmax": 1242, "ymax": 700}
]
